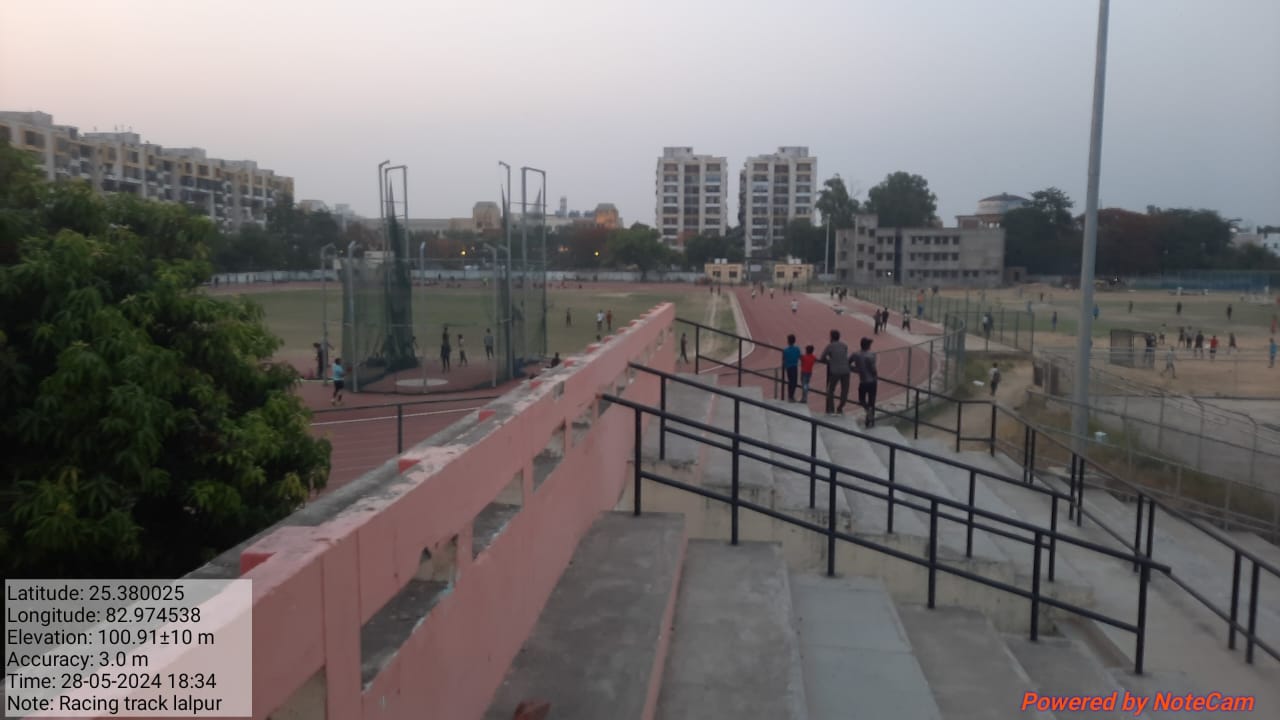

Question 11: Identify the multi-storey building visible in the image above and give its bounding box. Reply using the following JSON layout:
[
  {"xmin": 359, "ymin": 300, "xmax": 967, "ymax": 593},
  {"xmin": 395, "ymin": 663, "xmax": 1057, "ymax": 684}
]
[
  {"xmin": 739, "ymin": 147, "xmax": 817, "ymax": 258},
  {"xmin": 834, "ymin": 214, "xmax": 1005, "ymax": 288},
  {"xmin": 655, "ymin": 147, "xmax": 727, "ymax": 247},
  {"xmin": 0, "ymin": 111, "xmax": 292, "ymax": 230}
]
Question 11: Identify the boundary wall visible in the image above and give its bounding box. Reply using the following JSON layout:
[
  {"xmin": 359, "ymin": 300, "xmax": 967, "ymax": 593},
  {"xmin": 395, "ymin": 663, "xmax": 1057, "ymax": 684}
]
[{"xmin": 189, "ymin": 303, "xmax": 676, "ymax": 719}]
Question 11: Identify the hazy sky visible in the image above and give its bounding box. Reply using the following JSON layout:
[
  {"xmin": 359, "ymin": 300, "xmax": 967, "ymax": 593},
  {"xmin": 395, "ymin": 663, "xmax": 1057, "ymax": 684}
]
[{"xmin": 3, "ymin": 0, "xmax": 1277, "ymax": 228}]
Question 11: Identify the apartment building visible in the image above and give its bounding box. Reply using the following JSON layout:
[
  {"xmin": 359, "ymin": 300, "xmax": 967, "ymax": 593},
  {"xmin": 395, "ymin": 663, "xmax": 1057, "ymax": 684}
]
[
  {"xmin": 834, "ymin": 214, "xmax": 1005, "ymax": 288},
  {"xmin": 740, "ymin": 147, "xmax": 817, "ymax": 258},
  {"xmin": 0, "ymin": 111, "xmax": 293, "ymax": 230},
  {"xmin": 655, "ymin": 147, "xmax": 728, "ymax": 247}
]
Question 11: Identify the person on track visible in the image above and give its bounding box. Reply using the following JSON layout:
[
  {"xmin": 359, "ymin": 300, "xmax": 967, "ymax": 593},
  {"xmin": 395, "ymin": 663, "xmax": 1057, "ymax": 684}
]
[
  {"xmin": 851, "ymin": 337, "xmax": 879, "ymax": 427},
  {"xmin": 820, "ymin": 330, "xmax": 851, "ymax": 416},
  {"xmin": 484, "ymin": 328, "xmax": 495, "ymax": 360},
  {"xmin": 331, "ymin": 358, "xmax": 346, "ymax": 406},
  {"xmin": 783, "ymin": 334, "xmax": 801, "ymax": 402},
  {"xmin": 457, "ymin": 333, "xmax": 468, "ymax": 367},
  {"xmin": 791, "ymin": 298, "xmax": 799, "ymax": 314}
]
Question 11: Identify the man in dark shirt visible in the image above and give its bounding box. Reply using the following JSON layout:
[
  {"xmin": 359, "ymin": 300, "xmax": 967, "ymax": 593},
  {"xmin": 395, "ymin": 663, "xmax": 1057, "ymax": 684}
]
[
  {"xmin": 852, "ymin": 337, "xmax": 879, "ymax": 427},
  {"xmin": 820, "ymin": 330, "xmax": 851, "ymax": 416}
]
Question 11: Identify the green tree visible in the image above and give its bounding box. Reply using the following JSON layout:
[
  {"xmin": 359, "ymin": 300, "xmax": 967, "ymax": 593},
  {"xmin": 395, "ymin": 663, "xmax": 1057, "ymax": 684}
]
[
  {"xmin": 603, "ymin": 224, "xmax": 674, "ymax": 279},
  {"xmin": 0, "ymin": 142, "xmax": 330, "ymax": 578},
  {"xmin": 864, "ymin": 172, "xmax": 938, "ymax": 228},
  {"xmin": 773, "ymin": 219, "xmax": 825, "ymax": 264},
  {"xmin": 1003, "ymin": 187, "xmax": 1082, "ymax": 274},
  {"xmin": 815, "ymin": 176, "xmax": 860, "ymax": 229},
  {"xmin": 684, "ymin": 232, "xmax": 743, "ymax": 269}
]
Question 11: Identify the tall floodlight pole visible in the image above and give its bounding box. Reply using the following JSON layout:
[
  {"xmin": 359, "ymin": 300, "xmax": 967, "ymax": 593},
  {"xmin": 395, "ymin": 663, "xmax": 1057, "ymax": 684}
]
[
  {"xmin": 519, "ymin": 168, "xmax": 531, "ymax": 363},
  {"xmin": 499, "ymin": 162, "xmax": 515, "ymax": 377},
  {"xmin": 524, "ymin": 166, "xmax": 547, "ymax": 358},
  {"xmin": 320, "ymin": 243, "xmax": 336, "ymax": 377},
  {"xmin": 824, "ymin": 218, "xmax": 831, "ymax": 278},
  {"xmin": 377, "ymin": 160, "xmax": 390, "ymax": 250},
  {"xmin": 1071, "ymin": 0, "xmax": 1111, "ymax": 445},
  {"xmin": 346, "ymin": 240, "xmax": 359, "ymax": 392}
]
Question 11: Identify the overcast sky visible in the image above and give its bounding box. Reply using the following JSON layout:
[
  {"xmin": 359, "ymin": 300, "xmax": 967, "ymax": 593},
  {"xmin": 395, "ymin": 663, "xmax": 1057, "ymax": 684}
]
[{"xmin": 3, "ymin": 0, "xmax": 1277, "ymax": 228}]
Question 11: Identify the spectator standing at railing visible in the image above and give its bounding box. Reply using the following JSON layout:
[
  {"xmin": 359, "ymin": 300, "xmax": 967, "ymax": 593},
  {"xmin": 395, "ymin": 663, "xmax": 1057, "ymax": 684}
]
[
  {"xmin": 782, "ymin": 334, "xmax": 801, "ymax": 402},
  {"xmin": 820, "ymin": 330, "xmax": 851, "ymax": 416},
  {"xmin": 852, "ymin": 337, "xmax": 879, "ymax": 428},
  {"xmin": 800, "ymin": 345, "xmax": 817, "ymax": 403}
]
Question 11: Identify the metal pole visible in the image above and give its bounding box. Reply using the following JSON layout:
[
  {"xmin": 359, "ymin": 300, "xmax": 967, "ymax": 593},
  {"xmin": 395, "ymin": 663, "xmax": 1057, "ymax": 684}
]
[
  {"xmin": 346, "ymin": 240, "xmax": 359, "ymax": 393},
  {"xmin": 824, "ymin": 219, "xmax": 830, "ymax": 277},
  {"xmin": 525, "ymin": 167, "xmax": 547, "ymax": 358},
  {"xmin": 1070, "ymin": 0, "xmax": 1111, "ymax": 445},
  {"xmin": 320, "ymin": 244, "xmax": 335, "ymax": 380},
  {"xmin": 499, "ymin": 162, "xmax": 514, "ymax": 379},
  {"xmin": 377, "ymin": 160, "xmax": 389, "ymax": 250},
  {"xmin": 520, "ymin": 167, "xmax": 529, "ymax": 363}
]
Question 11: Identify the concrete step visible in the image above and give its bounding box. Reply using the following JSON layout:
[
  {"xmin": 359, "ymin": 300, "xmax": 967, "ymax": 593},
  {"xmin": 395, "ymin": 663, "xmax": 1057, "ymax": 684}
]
[
  {"xmin": 764, "ymin": 402, "xmax": 851, "ymax": 515},
  {"xmin": 912, "ymin": 438, "xmax": 1089, "ymax": 589},
  {"xmin": 642, "ymin": 373, "xmax": 718, "ymax": 471},
  {"xmin": 895, "ymin": 604, "xmax": 1056, "ymax": 720},
  {"xmin": 817, "ymin": 418, "xmax": 928, "ymax": 537},
  {"xmin": 485, "ymin": 512, "xmax": 686, "ymax": 720},
  {"xmin": 864, "ymin": 426, "xmax": 1008, "ymax": 565},
  {"xmin": 1002, "ymin": 629, "xmax": 1128, "ymax": 719},
  {"xmin": 702, "ymin": 386, "xmax": 774, "ymax": 504},
  {"xmin": 656, "ymin": 541, "xmax": 807, "ymax": 720},
  {"xmin": 790, "ymin": 574, "xmax": 941, "ymax": 720}
]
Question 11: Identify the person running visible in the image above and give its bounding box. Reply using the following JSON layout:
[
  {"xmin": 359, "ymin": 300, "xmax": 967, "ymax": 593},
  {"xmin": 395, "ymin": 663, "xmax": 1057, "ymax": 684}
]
[
  {"xmin": 596, "ymin": 309, "xmax": 605, "ymax": 332},
  {"xmin": 782, "ymin": 334, "xmax": 801, "ymax": 402},
  {"xmin": 680, "ymin": 331, "xmax": 689, "ymax": 363},
  {"xmin": 851, "ymin": 337, "xmax": 879, "ymax": 427},
  {"xmin": 791, "ymin": 298, "xmax": 799, "ymax": 314},
  {"xmin": 1209, "ymin": 334, "xmax": 1219, "ymax": 361},
  {"xmin": 484, "ymin": 328, "xmax": 495, "ymax": 360},
  {"xmin": 457, "ymin": 334, "xmax": 468, "ymax": 367},
  {"xmin": 1161, "ymin": 346, "xmax": 1177, "ymax": 378},
  {"xmin": 820, "ymin": 330, "xmax": 851, "ymax": 416},
  {"xmin": 902, "ymin": 311, "xmax": 911, "ymax": 332},
  {"xmin": 988, "ymin": 362, "xmax": 1001, "ymax": 396},
  {"xmin": 800, "ymin": 345, "xmax": 817, "ymax": 403},
  {"xmin": 331, "ymin": 358, "xmax": 346, "ymax": 406},
  {"xmin": 606, "ymin": 309, "xmax": 613, "ymax": 331}
]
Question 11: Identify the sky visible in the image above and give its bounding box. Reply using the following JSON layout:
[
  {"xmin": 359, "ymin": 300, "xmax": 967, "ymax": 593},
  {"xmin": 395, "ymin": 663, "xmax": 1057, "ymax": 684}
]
[{"xmin": 2, "ymin": 0, "xmax": 1278, "ymax": 228}]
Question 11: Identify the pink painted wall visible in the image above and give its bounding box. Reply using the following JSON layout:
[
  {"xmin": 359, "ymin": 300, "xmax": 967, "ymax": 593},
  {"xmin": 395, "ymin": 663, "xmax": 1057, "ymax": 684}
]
[{"xmin": 235, "ymin": 304, "xmax": 675, "ymax": 719}]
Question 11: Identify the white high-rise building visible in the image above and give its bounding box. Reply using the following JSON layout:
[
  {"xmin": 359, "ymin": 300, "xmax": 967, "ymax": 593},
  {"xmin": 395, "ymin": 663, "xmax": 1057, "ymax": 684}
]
[
  {"xmin": 740, "ymin": 147, "xmax": 817, "ymax": 257},
  {"xmin": 655, "ymin": 147, "xmax": 728, "ymax": 247}
]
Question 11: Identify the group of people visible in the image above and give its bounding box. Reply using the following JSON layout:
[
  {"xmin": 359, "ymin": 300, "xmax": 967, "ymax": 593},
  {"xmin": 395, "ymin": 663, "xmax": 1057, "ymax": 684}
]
[
  {"xmin": 871, "ymin": 306, "xmax": 909, "ymax": 334},
  {"xmin": 749, "ymin": 282, "xmax": 801, "ymax": 301},
  {"xmin": 781, "ymin": 330, "xmax": 880, "ymax": 425},
  {"xmin": 564, "ymin": 308, "xmax": 614, "ymax": 333}
]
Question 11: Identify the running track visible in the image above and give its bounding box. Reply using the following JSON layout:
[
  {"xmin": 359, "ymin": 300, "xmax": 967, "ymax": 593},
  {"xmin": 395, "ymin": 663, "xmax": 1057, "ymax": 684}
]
[{"xmin": 697, "ymin": 288, "xmax": 942, "ymax": 416}]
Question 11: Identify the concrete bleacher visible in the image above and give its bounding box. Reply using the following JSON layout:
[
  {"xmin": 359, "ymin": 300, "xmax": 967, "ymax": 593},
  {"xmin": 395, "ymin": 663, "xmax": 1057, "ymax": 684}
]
[{"xmin": 185, "ymin": 306, "xmax": 1279, "ymax": 719}]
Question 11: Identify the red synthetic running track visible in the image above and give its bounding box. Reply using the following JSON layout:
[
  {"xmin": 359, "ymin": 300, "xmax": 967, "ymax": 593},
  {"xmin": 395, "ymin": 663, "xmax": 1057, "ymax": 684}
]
[{"xmin": 694, "ymin": 288, "xmax": 944, "ymax": 416}]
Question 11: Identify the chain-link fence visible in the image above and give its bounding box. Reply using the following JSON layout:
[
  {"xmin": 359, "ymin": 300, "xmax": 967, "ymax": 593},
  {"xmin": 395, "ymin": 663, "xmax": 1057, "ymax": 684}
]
[{"xmin": 851, "ymin": 285, "xmax": 1036, "ymax": 352}]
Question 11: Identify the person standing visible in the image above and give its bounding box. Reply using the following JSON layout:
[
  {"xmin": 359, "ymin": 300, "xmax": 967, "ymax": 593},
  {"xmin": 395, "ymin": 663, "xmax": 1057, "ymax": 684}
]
[
  {"xmin": 606, "ymin": 309, "xmax": 613, "ymax": 331},
  {"xmin": 484, "ymin": 328, "xmax": 495, "ymax": 360},
  {"xmin": 988, "ymin": 362, "xmax": 1001, "ymax": 396},
  {"xmin": 820, "ymin": 330, "xmax": 851, "ymax": 416},
  {"xmin": 565, "ymin": 307, "xmax": 572, "ymax": 327},
  {"xmin": 1227, "ymin": 304, "xmax": 1233, "ymax": 322},
  {"xmin": 440, "ymin": 329, "xmax": 452, "ymax": 372},
  {"xmin": 1209, "ymin": 334, "xmax": 1219, "ymax": 361},
  {"xmin": 1228, "ymin": 332, "xmax": 1237, "ymax": 355},
  {"xmin": 1176, "ymin": 301, "xmax": 1183, "ymax": 316},
  {"xmin": 680, "ymin": 331, "xmax": 689, "ymax": 363},
  {"xmin": 1194, "ymin": 330, "xmax": 1204, "ymax": 358},
  {"xmin": 457, "ymin": 334, "xmax": 468, "ymax": 367},
  {"xmin": 791, "ymin": 298, "xmax": 799, "ymax": 314},
  {"xmin": 851, "ymin": 337, "xmax": 879, "ymax": 427},
  {"xmin": 314, "ymin": 342, "xmax": 325, "ymax": 381},
  {"xmin": 1051, "ymin": 311, "xmax": 1058, "ymax": 332},
  {"xmin": 1161, "ymin": 346, "xmax": 1177, "ymax": 378},
  {"xmin": 1128, "ymin": 300, "xmax": 1134, "ymax": 313},
  {"xmin": 1271, "ymin": 337, "xmax": 1278, "ymax": 368},
  {"xmin": 331, "ymin": 358, "xmax": 346, "ymax": 406},
  {"xmin": 596, "ymin": 309, "xmax": 605, "ymax": 332},
  {"xmin": 782, "ymin": 334, "xmax": 801, "ymax": 402},
  {"xmin": 800, "ymin": 345, "xmax": 817, "ymax": 403}
]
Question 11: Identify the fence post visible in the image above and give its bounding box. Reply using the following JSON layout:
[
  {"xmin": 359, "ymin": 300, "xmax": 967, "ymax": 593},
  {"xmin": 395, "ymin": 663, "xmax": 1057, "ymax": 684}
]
[
  {"xmin": 913, "ymin": 389, "xmax": 921, "ymax": 440},
  {"xmin": 809, "ymin": 422, "xmax": 818, "ymax": 509},
  {"xmin": 1229, "ymin": 550, "xmax": 1242, "ymax": 649},
  {"xmin": 737, "ymin": 339, "xmax": 743, "ymax": 387},
  {"xmin": 1247, "ymin": 562, "xmax": 1260, "ymax": 664},
  {"xmin": 397, "ymin": 405, "xmax": 404, "ymax": 454},
  {"xmin": 1136, "ymin": 562, "xmax": 1150, "ymax": 674},
  {"xmin": 1132, "ymin": 496, "xmax": 1144, "ymax": 572},
  {"xmin": 907, "ymin": 345, "xmax": 914, "ymax": 387},
  {"xmin": 955, "ymin": 402, "xmax": 963, "ymax": 453},
  {"xmin": 731, "ymin": 398, "xmax": 741, "ymax": 545},
  {"xmin": 928, "ymin": 499, "xmax": 939, "ymax": 609},
  {"xmin": 1031, "ymin": 532, "xmax": 1042, "ymax": 641},
  {"xmin": 966, "ymin": 469, "xmax": 976, "ymax": 557},
  {"xmin": 633, "ymin": 408, "xmax": 642, "ymax": 515},
  {"xmin": 1049, "ymin": 495, "xmax": 1059, "ymax": 582},
  {"xmin": 887, "ymin": 447, "xmax": 897, "ymax": 534},
  {"xmin": 694, "ymin": 326, "xmax": 701, "ymax": 374},
  {"xmin": 659, "ymin": 378, "xmax": 667, "ymax": 461},
  {"xmin": 827, "ymin": 467, "xmax": 838, "ymax": 577},
  {"xmin": 1144, "ymin": 499, "xmax": 1156, "ymax": 560},
  {"xmin": 989, "ymin": 405, "xmax": 997, "ymax": 456},
  {"xmin": 928, "ymin": 341, "xmax": 935, "ymax": 394}
]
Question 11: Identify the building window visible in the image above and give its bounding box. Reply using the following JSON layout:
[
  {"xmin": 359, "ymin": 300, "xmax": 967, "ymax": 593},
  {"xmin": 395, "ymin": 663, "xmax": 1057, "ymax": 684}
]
[{"xmin": 24, "ymin": 130, "xmax": 45, "ymax": 148}]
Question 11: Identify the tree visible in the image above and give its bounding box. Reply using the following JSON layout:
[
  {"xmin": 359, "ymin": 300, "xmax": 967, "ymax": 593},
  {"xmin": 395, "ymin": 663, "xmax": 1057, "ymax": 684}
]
[
  {"xmin": 1002, "ymin": 187, "xmax": 1082, "ymax": 274},
  {"xmin": 684, "ymin": 232, "xmax": 743, "ymax": 269},
  {"xmin": 0, "ymin": 142, "xmax": 330, "ymax": 578},
  {"xmin": 603, "ymin": 224, "xmax": 674, "ymax": 279},
  {"xmin": 815, "ymin": 176, "xmax": 860, "ymax": 229},
  {"xmin": 1028, "ymin": 187, "xmax": 1076, "ymax": 230},
  {"xmin": 864, "ymin": 172, "xmax": 938, "ymax": 228},
  {"xmin": 773, "ymin": 219, "xmax": 825, "ymax": 264}
]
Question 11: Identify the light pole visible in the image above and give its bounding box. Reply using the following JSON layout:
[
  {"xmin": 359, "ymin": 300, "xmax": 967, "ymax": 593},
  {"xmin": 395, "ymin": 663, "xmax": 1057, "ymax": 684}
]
[
  {"xmin": 377, "ymin": 160, "xmax": 390, "ymax": 251},
  {"xmin": 320, "ymin": 243, "xmax": 336, "ymax": 380},
  {"xmin": 1071, "ymin": 0, "xmax": 1111, "ymax": 446},
  {"xmin": 499, "ymin": 162, "xmax": 515, "ymax": 378},
  {"xmin": 345, "ymin": 240, "xmax": 359, "ymax": 392},
  {"xmin": 524, "ymin": 166, "xmax": 547, "ymax": 358}
]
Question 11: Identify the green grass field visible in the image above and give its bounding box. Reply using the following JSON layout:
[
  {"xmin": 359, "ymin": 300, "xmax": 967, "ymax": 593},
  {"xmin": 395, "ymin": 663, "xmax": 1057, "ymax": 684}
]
[{"xmin": 223, "ymin": 285, "xmax": 732, "ymax": 368}]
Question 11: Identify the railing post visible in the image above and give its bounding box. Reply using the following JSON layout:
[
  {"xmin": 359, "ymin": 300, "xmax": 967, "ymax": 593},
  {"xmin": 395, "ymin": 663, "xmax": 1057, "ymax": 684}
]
[
  {"xmin": 1144, "ymin": 499, "xmax": 1156, "ymax": 561},
  {"xmin": 955, "ymin": 401, "xmax": 963, "ymax": 452},
  {"xmin": 659, "ymin": 378, "xmax": 668, "ymax": 461},
  {"xmin": 1068, "ymin": 454, "xmax": 1078, "ymax": 522},
  {"xmin": 1247, "ymin": 562, "xmax": 1261, "ymax": 664},
  {"xmin": 1132, "ymin": 496, "xmax": 1144, "ymax": 572},
  {"xmin": 1076, "ymin": 456, "xmax": 1085, "ymax": 527},
  {"xmin": 694, "ymin": 326, "xmax": 701, "ymax": 374},
  {"xmin": 809, "ymin": 422, "xmax": 818, "ymax": 509},
  {"xmin": 396, "ymin": 404, "xmax": 404, "ymax": 454},
  {"xmin": 1136, "ymin": 562, "xmax": 1150, "ymax": 674},
  {"xmin": 1022, "ymin": 425, "xmax": 1031, "ymax": 483},
  {"xmin": 1229, "ymin": 550, "xmax": 1242, "ymax": 650},
  {"xmin": 965, "ymin": 469, "xmax": 976, "ymax": 558},
  {"xmin": 633, "ymin": 408, "xmax": 642, "ymax": 516},
  {"xmin": 989, "ymin": 404, "xmax": 997, "ymax": 456},
  {"xmin": 737, "ymin": 339, "xmax": 743, "ymax": 387},
  {"xmin": 1049, "ymin": 495, "xmax": 1059, "ymax": 583},
  {"xmin": 927, "ymin": 499, "xmax": 939, "ymax": 609},
  {"xmin": 827, "ymin": 467, "xmax": 837, "ymax": 577},
  {"xmin": 887, "ymin": 447, "xmax": 897, "ymax": 534},
  {"xmin": 1028, "ymin": 430, "xmax": 1037, "ymax": 482},
  {"xmin": 1031, "ymin": 532, "xmax": 1042, "ymax": 642},
  {"xmin": 906, "ymin": 344, "xmax": 913, "ymax": 387},
  {"xmin": 731, "ymin": 398, "xmax": 741, "ymax": 545},
  {"xmin": 913, "ymin": 389, "xmax": 921, "ymax": 440}
]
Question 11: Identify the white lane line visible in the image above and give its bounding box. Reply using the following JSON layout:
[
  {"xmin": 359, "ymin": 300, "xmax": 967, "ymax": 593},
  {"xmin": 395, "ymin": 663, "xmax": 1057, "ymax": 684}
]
[{"xmin": 311, "ymin": 406, "xmax": 483, "ymax": 427}]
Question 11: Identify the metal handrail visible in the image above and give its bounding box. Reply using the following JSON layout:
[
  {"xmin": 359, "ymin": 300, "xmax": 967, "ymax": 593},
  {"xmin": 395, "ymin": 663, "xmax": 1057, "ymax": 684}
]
[
  {"xmin": 674, "ymin": 313, "xmax": 1279, "ymax": 666},
  {"xmin": 614, "ymin": 393, "xmax": 1162, "ymax": 673}
]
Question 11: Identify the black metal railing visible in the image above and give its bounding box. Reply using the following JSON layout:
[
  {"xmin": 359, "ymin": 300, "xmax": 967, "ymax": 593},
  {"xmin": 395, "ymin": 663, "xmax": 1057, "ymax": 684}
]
[
  {"xmin": 672, "ymin": 316, "xmax": 1280, "ymax": 667},
  {"xmin": 309, "ymin": 395, "xmax": 498, "ymax": 453},
  {"xmin": 612, "ymin": 391, "xmax": 1167, "ymax": 673}
]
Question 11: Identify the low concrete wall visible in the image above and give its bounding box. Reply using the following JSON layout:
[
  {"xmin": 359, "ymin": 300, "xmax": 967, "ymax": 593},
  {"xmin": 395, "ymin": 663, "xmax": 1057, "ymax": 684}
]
[{"xmin": 227, "ymin": 303, "xmax": 676, "ymax": 719}]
